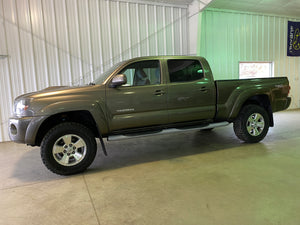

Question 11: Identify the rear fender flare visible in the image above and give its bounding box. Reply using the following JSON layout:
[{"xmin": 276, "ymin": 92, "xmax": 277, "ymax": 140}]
[{"xmin": 228, "ymin": 89, "xmax": 273, "ymax": 123}]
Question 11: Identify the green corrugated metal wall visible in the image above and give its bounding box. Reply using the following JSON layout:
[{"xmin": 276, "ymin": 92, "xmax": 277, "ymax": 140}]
[{"xmin": 198, "ymin": 8, "xmax": 300, "ymax": 109}]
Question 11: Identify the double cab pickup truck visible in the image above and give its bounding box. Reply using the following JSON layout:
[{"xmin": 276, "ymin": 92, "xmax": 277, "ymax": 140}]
[{"xmin": 9, "ymin": 56, "xmax": 291, "ymax": 175}]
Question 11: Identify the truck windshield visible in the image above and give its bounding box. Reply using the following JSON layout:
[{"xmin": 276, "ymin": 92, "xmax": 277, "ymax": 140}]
[{"xmin": 94, "ymin": 61, "xmax": 125, "ymax": 84}]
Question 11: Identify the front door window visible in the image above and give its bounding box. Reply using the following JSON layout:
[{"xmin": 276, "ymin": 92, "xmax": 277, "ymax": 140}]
[{"xmin": 120, "ymin": 60, "xmax": 161, "ymax": 86}]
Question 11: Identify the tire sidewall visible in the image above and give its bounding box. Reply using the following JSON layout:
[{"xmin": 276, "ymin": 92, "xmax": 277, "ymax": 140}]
[
  {"xmin": 41, "ymin": 123, "xmax": 97, "ymax": 175},
  {"xmin": 234, "ymin": 104, "xmax": 270, "ymax": 143}
]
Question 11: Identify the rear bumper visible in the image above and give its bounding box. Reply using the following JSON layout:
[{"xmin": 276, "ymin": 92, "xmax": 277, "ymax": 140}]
[
  {"xmin": 273, "ymin": 97, "xmax": 291, "ymax": 112},
  {"xmin": 286, "ymin": 97, "xmax": 292, "ymax": 109}
]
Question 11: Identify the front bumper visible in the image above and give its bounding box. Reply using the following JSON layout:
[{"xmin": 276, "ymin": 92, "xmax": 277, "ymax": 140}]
[
  {"xmin": 8, "ymin": 116, "xmax": 46, "ymax": 145},
  {"xmin": 9, "ymin": 117, "xmax": 33, "ymax": 144}
]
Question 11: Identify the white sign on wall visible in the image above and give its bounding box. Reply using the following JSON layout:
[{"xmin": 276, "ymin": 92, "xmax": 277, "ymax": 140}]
[{"xmin": 239, "ymin": 62, "xmax": 274, "ymax": 79}]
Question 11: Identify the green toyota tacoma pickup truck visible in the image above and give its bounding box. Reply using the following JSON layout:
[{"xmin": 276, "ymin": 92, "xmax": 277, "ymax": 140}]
[{"xmin": 9, "ymin": 56, "xmax": 291, "ymax": 175}]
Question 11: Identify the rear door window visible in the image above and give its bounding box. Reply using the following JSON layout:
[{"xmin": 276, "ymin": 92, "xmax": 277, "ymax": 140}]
[{"xmin": 167, "ymin": 60, "xmax": 204, "ymax": 83}]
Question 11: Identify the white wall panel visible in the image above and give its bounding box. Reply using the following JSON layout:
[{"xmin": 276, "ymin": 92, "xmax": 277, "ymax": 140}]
[
  {"xmin": 0, "ymin": 1, "xmax": 13, "ymax": 141},
  {"xmin": 109, "ymin": 1, "xmax": 121, "ymax": 62},
  {"xmin": 3, "ymin": 0, "xmax": 26, "ymax": 99},
  {"xmin": 199, "ymin": 8, "xmax": 300, "ymax": 109},
  {"xmin": 30, "ymin": 0, "xmax": 49, "ymax": 90},
  {"xmin": 54, "ymin": 0, "xmax": 72, "ymax": 86},
  {"xmin": 42, "ymin": 0, "xmax": 61, "ymax": 86},
  {"xmin": 17, "ymin": 0, "xmax": 38, "ymax": 92},
  {"xmin": 0, "ymin": 0, "xmax": 188, "ymax": 142}
]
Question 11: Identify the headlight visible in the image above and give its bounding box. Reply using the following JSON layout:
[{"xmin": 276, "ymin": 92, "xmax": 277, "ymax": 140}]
[{"xmin": 14, "ymin": 99, "xmax": 32, "ymax": 116}]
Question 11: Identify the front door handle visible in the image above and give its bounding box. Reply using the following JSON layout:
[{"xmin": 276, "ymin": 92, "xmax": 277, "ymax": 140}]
[{"xmin": 154, "ymin": 90, "xmax": 165, "ymax": 96}]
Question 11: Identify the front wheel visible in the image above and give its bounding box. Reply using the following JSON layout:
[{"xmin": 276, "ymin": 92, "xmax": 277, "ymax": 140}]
[
  {"xmin": 233, "ymin": 104, "xmax": 270, "ymax": 143},
  {"xmin": 41, "ymin": 122, "xmax": 97, "ymax": 175}
]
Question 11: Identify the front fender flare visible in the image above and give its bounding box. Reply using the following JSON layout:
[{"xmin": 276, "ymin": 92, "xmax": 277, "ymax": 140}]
[{"xmin": 37, "ymin": 100, "xmax": 108, "ymax": 135}]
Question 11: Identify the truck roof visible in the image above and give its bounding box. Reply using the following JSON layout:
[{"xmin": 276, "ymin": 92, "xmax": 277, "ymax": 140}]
[{"xmin": 124, "ymin": 55, "xmax": 206, "ymax": 62}]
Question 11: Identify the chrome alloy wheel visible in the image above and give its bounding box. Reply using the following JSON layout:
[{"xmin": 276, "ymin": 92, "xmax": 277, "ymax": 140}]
[
  {"xmin": 246, "ymin": 113, "xmax": 265, "ymax": 136},
  {"xmin": 52, "ymin": 134, "xmax": 87, "ymax": 166}
]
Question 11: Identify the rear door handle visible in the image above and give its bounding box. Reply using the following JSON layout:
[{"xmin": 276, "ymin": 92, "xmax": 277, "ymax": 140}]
[
  {"xmin": 200, "ymin": 86, "xmax": 208, "ymax": 92},
  {"xmin": 154, "ymin": 90, "xmax": 165, "ymax": 96}
]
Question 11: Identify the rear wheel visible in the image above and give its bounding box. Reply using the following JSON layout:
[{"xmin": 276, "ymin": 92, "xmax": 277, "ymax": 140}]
[
  {"xmin": 233, "ymin": 104, "xmax": 270, "ymax": 143},
  {"xmin": 41, "ymin": 122, "xmax": 97, "ymax": 175}
]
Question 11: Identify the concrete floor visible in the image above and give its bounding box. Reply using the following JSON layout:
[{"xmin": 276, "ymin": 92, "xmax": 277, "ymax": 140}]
[{"xmin": 0, "ymin": 109, "xmax": 300, "ymax": 225}]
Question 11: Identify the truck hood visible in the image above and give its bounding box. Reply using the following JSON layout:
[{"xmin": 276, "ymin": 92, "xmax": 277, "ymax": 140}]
[
  {"xmin": 13, "ymin": 84, "xmax": 106, "ymax": 117},
  {"xmin": 16, "ymin": 85, "xmax": 103, "ymax": 100}
]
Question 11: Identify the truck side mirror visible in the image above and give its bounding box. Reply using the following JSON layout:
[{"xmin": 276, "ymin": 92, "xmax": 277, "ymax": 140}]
[{"xmin": 109, "ymin": 74, "xmax": 127, "ymax": 88}]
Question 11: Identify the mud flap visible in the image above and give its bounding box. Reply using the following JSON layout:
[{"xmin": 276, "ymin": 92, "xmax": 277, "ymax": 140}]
[{"xmin": 99, "ymin": 134, "xmax": 107, "ymax": 156}]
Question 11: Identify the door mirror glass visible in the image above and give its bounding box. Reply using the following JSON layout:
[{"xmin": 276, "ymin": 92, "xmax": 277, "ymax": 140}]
[{"xmin": 110, "ymin": 74, "xmax": 127, "ymax": 87}]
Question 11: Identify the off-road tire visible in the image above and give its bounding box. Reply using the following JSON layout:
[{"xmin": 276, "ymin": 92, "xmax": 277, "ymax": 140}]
[
  {"xmin": 41, "ymin": 122, "xmax": 97, "ymax": 175},
  {"xmin": 233, "ymin": 104, "xmax": 270, "ymax": 143}
]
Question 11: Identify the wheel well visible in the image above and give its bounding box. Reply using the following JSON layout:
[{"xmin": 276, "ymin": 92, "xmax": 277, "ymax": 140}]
[
  {"xmin": 35, "ymin": 111, "xmax": 99, "ymax": 146},
  {"xmin": 242, "ymin": 94, "xmax": 274, "ymax": 127}
]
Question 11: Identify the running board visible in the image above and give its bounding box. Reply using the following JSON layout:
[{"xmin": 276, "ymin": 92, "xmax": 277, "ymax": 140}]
[{"xmin": 107, "ymin": 121, "xmax": 229, "ymax": 141}]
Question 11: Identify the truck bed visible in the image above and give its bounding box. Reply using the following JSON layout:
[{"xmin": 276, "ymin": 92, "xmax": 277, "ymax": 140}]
[{"xmin": 215, "ymin": 77, "xmax": 290, "ymax": 121}]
